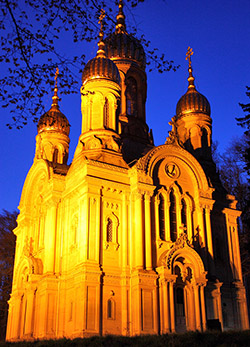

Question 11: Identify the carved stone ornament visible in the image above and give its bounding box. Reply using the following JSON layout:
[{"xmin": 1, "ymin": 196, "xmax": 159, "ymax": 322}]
[
  {"xmin": 23, "ymin": 236, "xmax": 34, "ymax": 258},
  {"xmin": 165, "ymin": 233, "xmax": 191, "ymax": 269},
  {"xmin": 165, "ymin": 162, "xmax": 180, "ymax": 179}
]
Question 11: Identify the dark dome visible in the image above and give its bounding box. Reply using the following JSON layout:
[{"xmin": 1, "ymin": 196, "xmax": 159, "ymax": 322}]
[
  {"xmin": 105, "ymin": 33, "xmax": 146, "ymax": 69},
  {"xmin": 176, "ymin": 66, "xmax": 211, "ymax": 118},
  {"xmin": 37, "ymin": 105, "xmax": 70, "ymax": 136},
  {"xmin": 176, "ymin": 88, "xmax": 211, "ymax": 117},
  {"xmin": 82, "ymin": 56, "xmax": 120, "ymax": 85}
]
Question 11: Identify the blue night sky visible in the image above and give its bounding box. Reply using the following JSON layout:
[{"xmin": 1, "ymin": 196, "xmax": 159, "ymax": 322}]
[{"xmin": 1, "ymin": 0, "xmax": 250, "ymax": 212}]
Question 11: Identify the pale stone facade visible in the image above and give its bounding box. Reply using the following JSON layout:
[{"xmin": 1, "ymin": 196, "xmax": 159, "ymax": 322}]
[{"xmin": 6, "ymin": 3, "xmax": 249, "ymax": 341}]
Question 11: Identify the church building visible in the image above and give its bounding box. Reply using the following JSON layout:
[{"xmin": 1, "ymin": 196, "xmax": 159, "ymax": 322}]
[{"xmin": 6, "ymin": 1, "xmax": 249, "ymax": 340}]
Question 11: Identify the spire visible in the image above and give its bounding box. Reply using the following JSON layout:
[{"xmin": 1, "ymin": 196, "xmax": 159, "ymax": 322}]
[
  {"xmin": 52, "ymin": 67, "xmax": 60, "ymax": 108},
  {"xmin": 115, "ymin": 0, "xmax": 126, "ymax": 34},
  {"xmin": 97, "ymin": 9, "xmax": 106, "ymax": 57},
  {"xmin": 185, "ymin": 47, "xmax": 195, "ymax": 90}
]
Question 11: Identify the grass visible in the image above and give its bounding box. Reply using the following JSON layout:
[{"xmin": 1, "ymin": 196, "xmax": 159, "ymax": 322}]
[{"xmin": 1, "ymin": 330, "xmax": 250, "ymax": 347}]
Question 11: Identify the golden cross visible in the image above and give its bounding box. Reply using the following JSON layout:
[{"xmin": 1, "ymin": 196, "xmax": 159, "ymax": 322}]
[
  {"xmin": 186, "ymin": 47, "xmax": 193, "ymax": 68},
  {"xmin": 54, "ymin": 67, "xmax": 59, "ymax": 87},
  {"xmin": 119, "ymin": 0, "xmax": 123, "ymax": 11},
  {"xmin": 98, "ymin": 9, "xmax": 105, "ymax": 27}
]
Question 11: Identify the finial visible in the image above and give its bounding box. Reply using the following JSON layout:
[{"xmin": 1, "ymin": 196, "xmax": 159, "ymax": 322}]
[
  {"xmin": 185, "ymin": 47, "xmax": 195, "ymax": 89},
  {"xmin": 97, "ymin": 9, "xmax": 106, "ymax": 57},
  {"xmin": 186, "ymin": 46, "xmax": 193, "ymax": 68},
  {"xmin": 52, "ymin": 67, "xmax": 59, "ymax": 108},
  {"xmin": 115, "ymin": 0, "xmax": 126, "ymax": 34}
]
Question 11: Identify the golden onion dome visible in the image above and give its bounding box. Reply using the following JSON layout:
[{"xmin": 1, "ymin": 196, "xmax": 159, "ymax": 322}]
[
  {"xmin": 104, "ymin": 0, "xmax": 146, "ymax": 69},
  {"xmin": 176, "ymin": 48, "xmax": 210, "ymax": 118},
  {"xmin": 82, "ymin": 56, "xmax": 120, "ymax": 85},
  {"xmin": 37, "ymin": 72, "xmax": 70, "ymax": 136},
  {"xmin": 82, "ymin": 9, "xmax": 120, "ymax": 85}
]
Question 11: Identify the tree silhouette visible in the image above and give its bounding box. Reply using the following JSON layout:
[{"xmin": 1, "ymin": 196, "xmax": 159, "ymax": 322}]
[
  {"xmin": 0, "ymin": 0, "xmax": 178, "ymax": 129},
  {"xmin": 0, "ymin": 210, "xmax": 17, "ymax": 341}
]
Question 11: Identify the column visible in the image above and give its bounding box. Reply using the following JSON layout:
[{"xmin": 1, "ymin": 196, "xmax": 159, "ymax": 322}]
[
  {"xmin": 205, "ymin": 207, "xmax": 215, "ymax": 275},
  {"xmin": 186, "ymin": 204, "xmax": 193, "ymax": 241},
  {"xmin": 194, "ymin": 284, "xmax": 201, "ymax": 331},
  {"xmin": 44, "ymin": 202, "xmax": 58, "ymax": 274},
  {"xmin": 134, "ymin": 193, "xmax": 144, "ymax": 269},
  {"xmin": 154, "ymin": 197, "xmax": 160, "ymax": 240},
  {"xmin": 122, "ymin": 193, "xmax": 129, "ymax": 268},
  {"xmin": 169, "ymin": 280, "xmax": 175, "ymax": 332},
  {"xmin": 196, "ymin": 206, "xmax": 208, "ymax": 269},
  {"xmin": 200, "ymin": 285, "xmax": 206, "ymax": 331},
  {"xmin": 80, "ymin": 192, "xmax": 88, "ymax": 262},
  {"xmin": 144, "ymin": 193, "xmax": 152, "ymax": 270},
  {"xmin": 163, "ymin": 281, "xmax": 170, "ymax": 333},
  {"xmin": 232, "ymin": 224, "xmax": 243, "ymax": 281},
  {"xmin": 216, "ymin": 285, "xmax": 223, "ymax": 330}
]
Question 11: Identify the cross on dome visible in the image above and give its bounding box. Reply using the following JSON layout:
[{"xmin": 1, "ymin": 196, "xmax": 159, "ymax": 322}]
[
  {"xmin": 186, "ymin": 46, "xmax": 193, "ymax": 68},
  {"xmin": 97, "ymin": 9, "xmax": 106, "ymax": 57},
  {"xmin": 52, "ymin": 67, "xmax": 59, "ymax": 107},
  {"xmin": 115, "ymin": 0, "xmax": 126, "ymax": 34}
]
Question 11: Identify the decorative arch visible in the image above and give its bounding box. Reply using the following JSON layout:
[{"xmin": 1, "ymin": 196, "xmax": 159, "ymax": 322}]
[
  {"xmin": 159, "ymin": 233, "xmax": 206, "ymax": 281},
  {"xmin": 155, "ymin": 185, "xmax": 194, "ymax": 243},
  {"xmin": 91, "ymin": 91, "xmax": 104, "ymax": 130},
  {"xmin": 15, "ymin": 255, "xmax": 43, "ymax": 288},
  {"xmin": 201, "ymin": 125, "xmax": 211, "ymax": 147},
  {"xmin": 104, "ymin": 92, "xmax": 118, "ymax": 130},
  {"xmin": 136, "ymin": 144, "xmax": 212, "ymax": 195},
  {"xmin": 19, "ymin": 160, "xmax": 51, "ymax": 212},
  {"xmin": 52, "ymin": 143, "xmax": 65, "ymax": 164}
]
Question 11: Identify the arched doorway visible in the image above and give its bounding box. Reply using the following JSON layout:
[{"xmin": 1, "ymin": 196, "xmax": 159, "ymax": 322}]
[{"xmin": 157, "ymin": 234, "xmax": 207, "ymax": 333}]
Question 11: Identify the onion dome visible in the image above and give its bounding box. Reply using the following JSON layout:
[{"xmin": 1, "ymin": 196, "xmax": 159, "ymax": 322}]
[
  {"xmin": 176, "ymin": 47, "xmax": 210, "ymax": 118},
  {"xmin": 104, "ymin": 0, "xmax": 146, "ymax": 69},
  {"xmin": 82, "ymin": 10, "xmax": 120, "ymax": 85},
  {"xmin": 37, "ymin": 69, "xmax": 70, "ymax": 136}
]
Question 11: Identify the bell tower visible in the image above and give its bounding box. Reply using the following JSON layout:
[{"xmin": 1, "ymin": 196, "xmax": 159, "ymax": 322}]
[
  {"xmin": 105, "ymin": 0, "xmax": 153, "ymax": 163},
  {"xmin": 75, "ymin": 10, "xmax": 124, "ymax": 165}
]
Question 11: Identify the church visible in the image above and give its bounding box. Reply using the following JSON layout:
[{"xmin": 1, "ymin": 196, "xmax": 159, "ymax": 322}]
[{"xmin": 6, "ymin": 1, "xmax": 249, "ymax": 340}]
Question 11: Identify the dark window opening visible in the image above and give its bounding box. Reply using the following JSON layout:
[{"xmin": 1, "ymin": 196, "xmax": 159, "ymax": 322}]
[
  {"xmin": 126, "ymin": 77, "xmax": 137, "ymax": 116},
  {"xmin": 107, "ymin": 218, "xmax": 113, "ymax": 242},
  {"xmin": 181, "ymin": 199, "xmax": 187, "ymax": 231},
  {"xmin": 159, "ymin": 194, "xmax": 165, "ymax": 240},
  {"xmin": 170, "ymin": 190, "xmax": 177, "ymax": 242}
]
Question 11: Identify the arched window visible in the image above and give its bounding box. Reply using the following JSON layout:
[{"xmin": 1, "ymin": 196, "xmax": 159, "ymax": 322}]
[
  {"xmin": 107, "ymin": 299, "xmax": 115, "ymax": 319},
  {"xmin": 104, "ymin": 97, "xmax": 109, "ymax": 128},
  {"xmin": 126, "ymin": 77, "xmax": 137, "ymax": 116},
  {"xmin": 201, "ymin": 128, "xmax": 208, "ymax": 148},
  {"xmin": 170, "ymin": 190, "xmax": 177, "ymax": 242},
  {"xmin": 181, "ymin": 199, "xmax": 187, "ymax": 231},
  {"xmin": 159, "ymin": 194, "xmax": 165, "ymax": 240},
  {"xmin": 53, "ymin": 148, "xmax": 58, "ymax": 163},
  {"xmin": 107, "ymin": 218, "xmax": 113, "ymax": 242}
]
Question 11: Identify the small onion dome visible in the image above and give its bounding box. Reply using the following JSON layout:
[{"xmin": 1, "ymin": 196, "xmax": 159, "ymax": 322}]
[
  {"xmin": 82, "ymin": 56, "xmax": 120, "ymax": 85},
  {"xmin": 104, "ymin": 0, "xmax": 146, "ymax": 69},
  {"xmin": 176, "ymin": 66, "xmax": 211, "ymax": 118},
  {"xmin": 37, "ymin": 88, "xmax": 70, "ymax": 136},
  {"xmin": 82, "ymin": 9, "xmax": 120, "ymax": 86}
]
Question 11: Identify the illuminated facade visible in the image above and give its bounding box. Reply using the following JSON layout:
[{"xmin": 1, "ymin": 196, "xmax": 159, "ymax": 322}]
[{"xmin": 6, "ymin": 2, "xmax": 249, "ymax": 341}]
